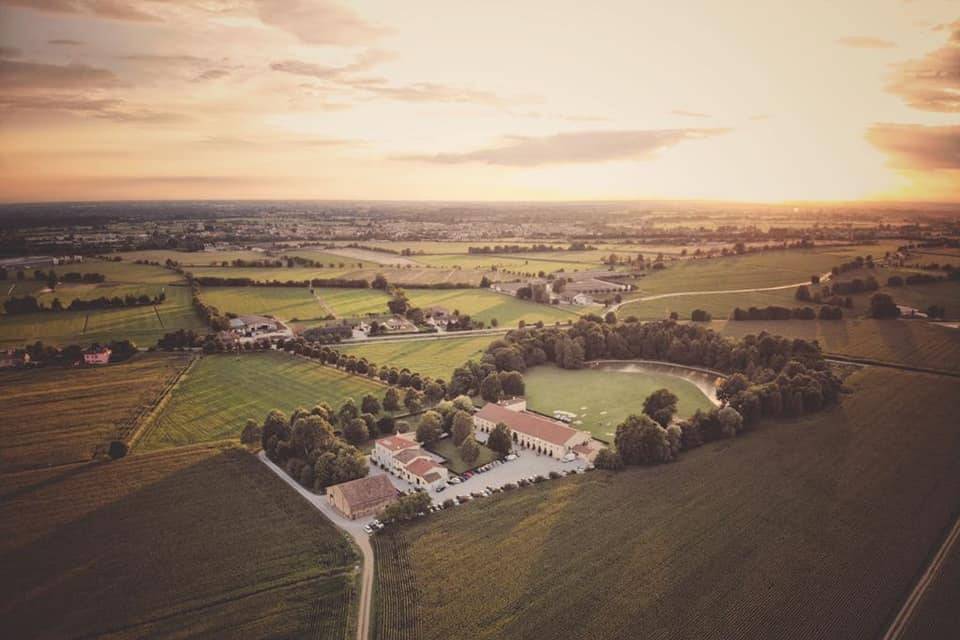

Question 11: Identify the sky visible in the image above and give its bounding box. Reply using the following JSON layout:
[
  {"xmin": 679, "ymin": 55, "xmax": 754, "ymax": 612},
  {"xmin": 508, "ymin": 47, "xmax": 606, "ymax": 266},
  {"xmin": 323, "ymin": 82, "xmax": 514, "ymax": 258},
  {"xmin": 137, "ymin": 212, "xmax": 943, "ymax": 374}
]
[{"xmin": 0, "ymin": 0, "xmax": 957, "ymax": 203}]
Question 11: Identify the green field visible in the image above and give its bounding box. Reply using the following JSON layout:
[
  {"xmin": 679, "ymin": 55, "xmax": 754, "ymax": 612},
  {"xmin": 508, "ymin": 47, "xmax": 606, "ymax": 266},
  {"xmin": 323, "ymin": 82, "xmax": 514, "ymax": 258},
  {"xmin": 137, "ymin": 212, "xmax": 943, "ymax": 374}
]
[
  {"xmin": 372, "ymin": 367, "xmax": 960, "ymax": 639},
  {"xmin": 523, "ymin": 364, "xmax": 715, "ymax": 440},
  {"xmin": 338, "ymin": 335, "xmax": 495, "ymax": 381},
  {"xmin": 188, "ymin": 265, "xmax": 484, "ymax": 286},
  {"xmin": 199, "ymin": 286, "xmax": 323, "ymax": 320},
  {"xmin": 712, "ymin": 318, "xmax": 960, "ymax": 374},
  {"xmin": 0, "ymin": 353, "xmax": 191, "ymax": 473},
  {"xmin": 117, "ymin": 249, "xmax": 280, "ymax": 266},
  {"xmin": 0, "ymin": 445, "xmax": 358, "ymax": 639},
  {"xmin": 428, "ymin": 437, "xmax": 498, "ymax": 474},
  {"xmin": 314, "ymin": 287, "xmax": 391, "ymax": 317},
  {"xmin": 141, "ymin": 351, "xmax": 388, "ymax": 450},
  {"xmin": 0, "ymin": 285, "xmax": 205, "ymax": 347},
  {"xmin": 619, "ymin": 287, "xmax": 802, "ymax": 321},
  {"xmin": 404, "ymin": 289, "xmax": 580, "ymax": 328}
]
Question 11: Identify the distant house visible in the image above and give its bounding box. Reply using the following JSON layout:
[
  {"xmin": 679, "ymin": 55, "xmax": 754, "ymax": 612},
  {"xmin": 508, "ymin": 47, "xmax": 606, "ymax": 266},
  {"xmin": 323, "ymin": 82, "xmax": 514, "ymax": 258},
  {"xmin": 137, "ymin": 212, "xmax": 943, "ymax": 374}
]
[
  {"xmin": 473, "ymin": 398, "xmax": 592, "ymax": 460},
  {"xmin": 897, "ymin": 305, "xmax": 928, "ymax": 319},
  {"xmin": 558, "ymin": 291, "xmax": 593, "ymax": 306},
  {"xmin": 83, "ymin": 346, "xmax": 112, "ymax": 365},
  {"xmin": 562, "ymin": 278, "xmax": 629, "ymax": 295},
  {"xmin": 326, "ymin": 474, "xmax": 398, "ymax": 520},
  {"xmin": 0, "ymin": 349, "xmax": 30, "ymax": 369},
  {"xmin": 229, "ymin": 314, "xmax": 280, "ymax": 335}
]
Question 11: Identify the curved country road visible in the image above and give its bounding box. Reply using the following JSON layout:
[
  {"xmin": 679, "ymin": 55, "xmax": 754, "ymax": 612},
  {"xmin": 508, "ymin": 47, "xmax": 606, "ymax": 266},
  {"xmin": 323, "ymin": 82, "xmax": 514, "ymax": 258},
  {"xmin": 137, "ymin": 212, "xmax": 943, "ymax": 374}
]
[{"xmin": 258, "ymin": 451, "xmax": 375, "ymax": 640}]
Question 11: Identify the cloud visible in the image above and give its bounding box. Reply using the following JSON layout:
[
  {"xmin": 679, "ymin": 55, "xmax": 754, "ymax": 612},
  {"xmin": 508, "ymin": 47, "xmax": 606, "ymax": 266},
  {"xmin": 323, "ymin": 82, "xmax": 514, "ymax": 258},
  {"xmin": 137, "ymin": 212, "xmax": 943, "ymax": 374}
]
[
  {"xmin": 256, "ymin": 0, "xmax": 385, "ymax": 45},
  {"xmin": 49, "ymin": 39, "xmax": 84, "ymax": 46},
  {"xmin": 835, "ymin": 36, "xmax": 896, "ymax": 49},
  {"xmin": 270, "ymin": 49, "xmax": 393, "ymax": 81},
  {"xmin": 198, "ymin": 135, "xmax": 360, "ymax": 148},
  {"xmin": 0, "ymin": 46, "xmax": 22, "ymax": 58},
  {"xmin": 0, "ymin": 0, "xmax": 160, "ymax": 22},
  {"xmin": 194, "ymin": 69, "xmax": 229, "ymax": 81},
  {"xmin": 0, "ymin": 59, "xmax": 119, "ymax": 89},
  {"xmin": 671, "ymin": 109, "xmax": 710, "ymax": 118},
  {"xmin": 0, "ymin": 94, "xmax": 185, "ymax": 123},
  {"xmin": 867, "ymin": 123, "xmax": 960, "ymax": 170},
  {"xmin": 396, "ymin": 128, "xmax": 729, "ymax": 166},
  {"xmin": 363, "ymin": 81, "xmax": 504, "ymax": 105},
  {"xmin": 886, "ymin": 22, "xmax": 960, "ymax": 112}
]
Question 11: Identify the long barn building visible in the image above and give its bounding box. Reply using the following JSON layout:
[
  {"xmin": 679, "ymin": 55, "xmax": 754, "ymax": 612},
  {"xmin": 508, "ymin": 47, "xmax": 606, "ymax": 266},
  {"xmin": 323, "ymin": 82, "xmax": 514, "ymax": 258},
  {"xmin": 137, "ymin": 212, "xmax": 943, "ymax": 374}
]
[{"xmin": 473, "ymin": 398, "xmax": 592, "ymax": 459}]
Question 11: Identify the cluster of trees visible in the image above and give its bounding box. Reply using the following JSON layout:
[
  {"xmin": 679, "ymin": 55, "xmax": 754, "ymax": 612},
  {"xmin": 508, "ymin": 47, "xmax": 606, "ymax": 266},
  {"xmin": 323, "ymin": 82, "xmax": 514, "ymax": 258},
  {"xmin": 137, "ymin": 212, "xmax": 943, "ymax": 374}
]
[
  {"xmin": 187, "ymin": 276, "xmax": 231, "ymax": 331},
  {"xmin": 516, "ymin": 283, "xmax": 551, "ymax": 303},
  {"xmin": 823, "ymin": 275, "xmax": 879, "ymax": 297},
  {"xmin": 382, "ymin": 492, "xmax": 432, "ymax": 522},
  {"xmin": 193, "ymin": 275, "xmax": 371, "ymax": 288},
  {"xmin": 468, "ymin": 243, "xmax": 567, "ymax": 254},
  {"xmin": 157, "ymin": 329, "xmax": 203, "ymax": 350},
  {"xmin": 409, "ymin": 398, "xmax": 513, "ymax": 463},
  {"xmin": 830, "ymin": 255, "xmax": 874, "ymax": 276},
  {"xmin": 12, "ymin": 339, "xmax": 137, "ymax": 366},
  {"xmin": 691, "ymin": 309, "xmax": 713, "ymax": 322},
  {"xmin": 260, "ymin": 408, "xmax": 369, "ymax": 491},
  {"xmin": 795, "ymin": 285, "xmax": 853, "ymax": 309},
  {"xmin": 869, "ymin": 293, "xmax": 901, "ymax": 318},
  {"xmin": 385, "ymin": 285, "xmax": 484, "ymax": 331},
  {"xmin": 730, "ymin": 305, "xmax": 842, "ymax": 321},
  {"xmin": 888, "ymin": 273, "xmax": 949, "ymax": 286}
]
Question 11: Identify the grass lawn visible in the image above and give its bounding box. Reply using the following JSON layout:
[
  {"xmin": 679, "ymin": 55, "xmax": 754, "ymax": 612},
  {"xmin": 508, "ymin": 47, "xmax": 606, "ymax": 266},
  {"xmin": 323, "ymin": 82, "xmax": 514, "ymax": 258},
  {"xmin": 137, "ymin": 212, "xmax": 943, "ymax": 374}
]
[
  {"xmin": 338, "ymin": 335, "xmax": 495, "ymax": 381},
  {"xmin": 0, "ymin": 445, "xmax": 358, "ymax": 639},
  {"xmin": 116, "ymin": 249, "xmax": 279, "ymax": 266},
  {"xmin": 0, "ymin": 284, "xmax": 204, "ymax": 347},
  {"xmin": 188, "ymin": 265, "xmax": 483, "ymax": 287},
  {"xmin": 314, "ymin": 287, "xmax": 391, "ymax": 317},
  {"xmin": 404, "ymin": 289, "xmax": 580, "ymax": 328},
  {"xmin": 523, "ymin": 364, "xmax": 715, "ymax": 440},
  {"xmin": 372, "ymin": 367, "xmax": 960, "ymax": 640},
  {"xmin": 711, "ymin": 318, "xmax": 960, "ymax": 374},
  {"xmin": 428, "ymin": 437, "xmax": 498, "ymax": 474},
  {"xmin": 141, "ymin": 351, "xmax": 388, "ymax": 450},
  {"xmin": 0, "ymin": 352, "xmax": 191, "ymax": 472},
  {"xmin": 199, "ymin": 286, "xmax": 324, "ymax": 321}
]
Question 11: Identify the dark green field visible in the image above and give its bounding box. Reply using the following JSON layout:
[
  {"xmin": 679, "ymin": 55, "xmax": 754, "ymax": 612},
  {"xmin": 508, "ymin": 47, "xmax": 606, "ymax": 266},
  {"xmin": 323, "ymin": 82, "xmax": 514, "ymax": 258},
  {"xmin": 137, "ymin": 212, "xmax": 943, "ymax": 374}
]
[
  {"xmin": 371, "ymin": 367, "xmax": 960, "ymax": 640},
  {"xmin": 0, "ymin": 445, "xmax": 358, "ymax": 639}
]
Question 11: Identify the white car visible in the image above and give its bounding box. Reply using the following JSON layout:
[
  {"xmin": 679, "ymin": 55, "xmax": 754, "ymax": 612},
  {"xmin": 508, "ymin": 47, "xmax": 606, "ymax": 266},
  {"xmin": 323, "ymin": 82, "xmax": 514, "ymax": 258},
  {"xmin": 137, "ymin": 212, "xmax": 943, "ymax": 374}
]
[
  {"xmin": 363, "ymin": 524, "xmax": 374, "ymax": 534},
  {"xmin": 562, "ymin": 452, "xmax": 577, "ymax": 463},
  {"xmin": 505, "ymin": 454, "xmax": 517, "ymax": 461}
]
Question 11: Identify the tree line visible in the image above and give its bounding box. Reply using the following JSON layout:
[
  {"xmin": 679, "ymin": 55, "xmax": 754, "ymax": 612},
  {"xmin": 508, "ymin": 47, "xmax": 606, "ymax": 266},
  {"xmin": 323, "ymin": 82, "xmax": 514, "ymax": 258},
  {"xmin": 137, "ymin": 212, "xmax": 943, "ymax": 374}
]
[
  {"xmin": 731, "ymin": 305, "xmax": 843, "ymax": 321},
  {"xmin": 3, "ymin": 292, "xmax": 164, "ymax": 315}
]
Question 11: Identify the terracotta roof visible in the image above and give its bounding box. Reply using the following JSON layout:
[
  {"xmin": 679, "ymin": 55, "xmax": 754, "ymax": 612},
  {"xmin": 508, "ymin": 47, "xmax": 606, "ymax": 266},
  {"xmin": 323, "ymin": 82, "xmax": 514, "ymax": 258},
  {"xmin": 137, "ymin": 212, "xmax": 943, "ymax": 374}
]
[
  {"xmin": 405, "ymin": 457, "xmax": 444, "ymax": 479},
  {"xmin": 563, "ymin": 278, "xmax": 623, "ymax": 293},
  {"xmin": 424, "ymin": 471, "xmax": 442, "ymax": 483},
  {"xmin": 393, "ymin": 449, "xmax": 423, "ymax": 464},
  {"xmin": 475, "ymin": 402, "xmax": 581, "ymax": 447},
  {"xmin": 377, "ymin": 435, "xmax": 420, "ymax": 452},
  {"xmin": 329, "ymin": 474, "xmax": 397, "ymax": 510}
]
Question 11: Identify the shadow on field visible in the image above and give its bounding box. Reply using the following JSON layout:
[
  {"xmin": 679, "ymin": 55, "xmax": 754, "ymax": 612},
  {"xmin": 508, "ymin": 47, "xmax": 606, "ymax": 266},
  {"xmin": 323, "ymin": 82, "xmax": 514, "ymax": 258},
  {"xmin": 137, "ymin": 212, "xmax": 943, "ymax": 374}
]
[{"xmin": 0, "ymin": 448, "xmax": 355, "ymax": 640}]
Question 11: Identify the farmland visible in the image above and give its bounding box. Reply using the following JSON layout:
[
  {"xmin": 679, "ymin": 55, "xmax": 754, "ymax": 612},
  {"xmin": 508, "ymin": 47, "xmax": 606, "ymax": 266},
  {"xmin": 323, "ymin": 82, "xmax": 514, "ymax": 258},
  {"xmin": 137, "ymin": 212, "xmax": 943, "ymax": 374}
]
[
  {"xmin": 187, "ymin": 265, "xmax": 484, "ymax": 286},
  {"xmin": 0, "ymin": 352, "xmax": 191, "ymax": 473},
  {"xmin": 711, "ymin": 319, "xmax": 960, "ymax": 374},
  {"xmin": 338, "ymin": 334, "xmax": 495, "ymax": 380},
  {"xmin": 199, "ymin": 286, "xmax": 323, "ymax": 321},
  {"xmin": 0, "ymin": 445, "xmax": 358, "ymax": 639},
  {"xmin": 404, "ymin": 288, "xmax": 580, "ymax": 327},
  {"xmin": 141, "ymin": 351, "xmax": 388, "ymax": 450},
  {"xmin": 0, "ymin": 284, "xmax": 205, "ymax": 347},
  {"xmin": 372, "ymin": 367, "xmax": 960, "ymax": 640},
  {"xmin": 313, "ymin": 287, "xmax": 391, "ymax": 317},
  {"xmin": 523, "ymin": 364, "xmax": 716, "ymax": 440}
]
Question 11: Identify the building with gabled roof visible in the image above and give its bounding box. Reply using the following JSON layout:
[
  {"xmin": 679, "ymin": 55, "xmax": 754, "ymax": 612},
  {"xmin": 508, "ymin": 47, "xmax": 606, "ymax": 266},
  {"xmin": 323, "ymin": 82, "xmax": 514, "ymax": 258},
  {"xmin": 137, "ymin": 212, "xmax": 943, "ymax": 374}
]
[
  {"xmin": 326, "ymin": 474, "xmax": 398, "ymax": 520},
  {"xmin": 473, "ymin": 398, "xmax": 592, "ymax": 459},
  {"xmin": 373, "ymin": 433, "xmax": 449, "ymax": 490}
]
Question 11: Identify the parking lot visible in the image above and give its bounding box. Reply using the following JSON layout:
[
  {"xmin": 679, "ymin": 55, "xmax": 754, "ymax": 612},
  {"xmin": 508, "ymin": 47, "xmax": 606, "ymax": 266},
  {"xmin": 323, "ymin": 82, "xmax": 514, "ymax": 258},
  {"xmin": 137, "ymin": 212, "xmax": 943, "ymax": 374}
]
[{"xmin": 373, "ymin": 447, "xmax": 588, "ymax": 507}]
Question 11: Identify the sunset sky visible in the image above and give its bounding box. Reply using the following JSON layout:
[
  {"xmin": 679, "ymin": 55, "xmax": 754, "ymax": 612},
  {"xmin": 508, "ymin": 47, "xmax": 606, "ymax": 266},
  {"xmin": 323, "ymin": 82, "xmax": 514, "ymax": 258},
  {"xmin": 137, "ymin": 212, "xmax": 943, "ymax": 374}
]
[{"xmin": 0, "ymin": 0, "xmax": 957, "ymax": 203}]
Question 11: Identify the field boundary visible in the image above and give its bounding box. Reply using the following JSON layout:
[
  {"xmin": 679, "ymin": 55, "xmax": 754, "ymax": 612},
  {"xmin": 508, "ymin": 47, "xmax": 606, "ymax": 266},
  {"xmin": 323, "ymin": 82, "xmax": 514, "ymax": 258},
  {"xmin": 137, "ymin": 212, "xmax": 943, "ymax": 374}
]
[
  {"xmin": 822, "ymin": 353, "xmax": 960, "ymax": 378},
  {"xmin": 127, "ymin": 354, "xmax": 198, "ymax": 451}
]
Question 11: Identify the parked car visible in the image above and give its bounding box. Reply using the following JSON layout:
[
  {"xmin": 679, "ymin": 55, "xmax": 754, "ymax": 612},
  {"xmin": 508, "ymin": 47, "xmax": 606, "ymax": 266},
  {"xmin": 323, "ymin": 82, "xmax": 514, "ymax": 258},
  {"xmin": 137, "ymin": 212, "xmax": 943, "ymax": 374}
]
[
  {"xmin": 363, "ymin": 524, "xmax": 374, "ymax": 534},
  {"xmin": 562, "ymin": 452, "xmax": 577, "ymax": 463},
  {"xmin": 436, "ymin": 485, "xmax": 446, "ymax": 492},
  {"xmin": 505, "ymin": 454, "xmax": 517, "ymax": 461}
]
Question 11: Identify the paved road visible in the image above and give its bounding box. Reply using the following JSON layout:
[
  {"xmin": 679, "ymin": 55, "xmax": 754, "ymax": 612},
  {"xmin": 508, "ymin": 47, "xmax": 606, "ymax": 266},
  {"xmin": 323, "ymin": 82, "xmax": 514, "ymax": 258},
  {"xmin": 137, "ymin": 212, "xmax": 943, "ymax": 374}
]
[
  {"xmin": 883, "ymin": 513, "xmax": 960, "ymax": 640},
  {"xmin": 257, "ymin": 452, "xmax": 375, "ymax": 640}
]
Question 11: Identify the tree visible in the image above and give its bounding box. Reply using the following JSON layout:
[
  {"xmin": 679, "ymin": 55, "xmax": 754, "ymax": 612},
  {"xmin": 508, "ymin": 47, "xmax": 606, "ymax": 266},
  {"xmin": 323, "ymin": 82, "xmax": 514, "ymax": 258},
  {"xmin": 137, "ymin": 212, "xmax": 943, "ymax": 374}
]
[
  {"xmin": 343, "ymin": 417, "xmax": 369, "ymax": 445},
  {"xmin": 870, "ymin": 293, "xmax": 900, "ymax": 318},
  {"xmin": 424, "ymin": 380, "xmax": 445, "ymax": 404},
  {"xmin": 605, "ymin": 311, "xmax": 617, "ymax": 324},
  {"xmin": 498, "ymin": 370, "xmax": 525, "ymax": 397},
  {"xmin": 614, "ymin": 414, "xmax": 674, "ymax": 465},
  {"xmin": 108, "ymin": 440, "xmax": 129, "ymax": 459},
  {"xmin": 382, "ymin": 491, "xmax": 431, "ymax": 522},
  {"xmin": 479, "ymin": 275, "xmax": 491, "ymax": 288},
  {"xmin": 487, "ymin": 423, "xmax": 513, "ymax": 457},
  {"xmin": 795, "ymin": 285, "xmax": 812, "ymax": 302},
  {"xmin": 691, "ymin": 308, "xmax": 712, "ymax": 322},
  {"xmin": 383, "ymin": 387, "xmax": 400, "ymax": 412},
  {"xmin": 460, "ymin": 434, "xmax": 480, "ymax": 464},
  {"xmin": 338, "ymin": 398, "xmax": 359, "ymax": 424},
  {"xmin": 404, "ymin": 388, "xmax": 423, "ymax": 413},
  {"xmin": 291, "ymin": 414, "xmax": 336, "ymax": 458},
  {"xmin": 262, "ymin": 409, "xmax": 290, "ymax": 459},
  {"xmin": 240, "ymin": 419, "xmax": 262, "ymax": 446},
  {"xmin": 594, "ymin": 448, "xmax": 623, "ymax": 470},
  {"xmin": 416, "ymin": 411, "xmax": 443, "ymax": 446},
  {"xmin": 716, "ymin": 406, "xmax": 744, "ymax": 437},
  {"xmin": 372, "ymin": 273, "xmax": 388, "ymax": 290},
  {"xmin": 642, "ymin": 388, "xmax": 679, "ymax": 427},
  {"xmin": 451, "ymin": 410, "xmax": 474, "ymax": 446},
  {"xmin": 361, "ymin": 394, "xmax": 382, "ymax": 416},
  {"xmin": 480, "ymin": 372, "xmax": 503, "ymax": 403}
]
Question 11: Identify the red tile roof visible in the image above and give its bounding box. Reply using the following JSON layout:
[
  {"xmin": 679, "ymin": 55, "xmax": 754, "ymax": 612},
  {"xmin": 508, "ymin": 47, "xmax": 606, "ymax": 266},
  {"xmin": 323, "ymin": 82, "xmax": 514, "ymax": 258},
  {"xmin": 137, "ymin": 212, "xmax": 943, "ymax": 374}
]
[
  {"xmin": 377, "ymin": 435, "xmax": 420, "ymax": 452},
  {"xmin": 475, "ymin": 402, "xmax": 580, "ymax": 447},
  {"xmin": 405, "ymin": 457, "xmax": 444, "ymax": 479},
  {"xmin": 329, "ymin": 474, "xmax": 397, "ymax": 510},
  {"xmin": 393, "ymin": 449, "xmax": 423, "ymax": 464}
]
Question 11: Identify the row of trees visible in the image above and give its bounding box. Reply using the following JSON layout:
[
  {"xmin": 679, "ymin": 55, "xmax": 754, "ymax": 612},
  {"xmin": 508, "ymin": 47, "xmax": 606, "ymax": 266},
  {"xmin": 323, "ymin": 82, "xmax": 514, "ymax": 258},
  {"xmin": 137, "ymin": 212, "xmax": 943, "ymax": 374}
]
[
  {"xmin": 12, "ymin": 339, "xmax": 137, "ymax": 366},
  {"xmin": 4, "ymin": 293, "xmax": 164, "ymax": 314},
  {"xmin": 731, "ymin": 305, "xmax": 843, "ymax": 321}
]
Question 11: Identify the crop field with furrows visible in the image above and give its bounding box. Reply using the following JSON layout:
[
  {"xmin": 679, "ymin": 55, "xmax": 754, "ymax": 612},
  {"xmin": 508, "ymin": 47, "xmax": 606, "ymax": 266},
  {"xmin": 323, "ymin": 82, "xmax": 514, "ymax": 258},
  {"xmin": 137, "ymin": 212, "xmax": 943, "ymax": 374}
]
[
  {"xmin": 0, "ymin": 285, "xmax": 204, "ymax": 347},
  {"xmin": 404, "ymin": 289, "xmax": 581, "ymax": 327},
  {"xmin": 285, "ymin": 247, "xmax": 417, "ymax": 266},
  {"xmin": 340, "ymin": 240, "xmax": 560, "ymax": 255},
  {"xmin": 626, "ymin": 248, "xmax": 871, "ymax": 296},
  {"xmin": 711, "ymin": 318, "xmax": 960, "ymax": 374},
  {"xmin": 140, "ymin": 351, "xmax": 387, "ymax": 450},
  {"xmin": 50, "ymin": 260, "xmax": 185, "ymax": 285},
  {"xmin": 618, "ymin": 287, "xmax": 803, "ymax": 321},
  {"xmin": 372, "ymin": 368, "xmax": 960, "ymax": 640},
  {"xmin": 0, "ymin": 445, "xmax": 358, "ymax": 640},
  {"xmin": 199, "ymin": 285, "xmax": 323, "ymax": 320},
  {"xmin": 410, "ymin": 252, "xmax": 604, "ymax": 275},
  {"xmin": 338, "ymin": 334, "xmax": 494, "ymax": 381},
  {"xmin": 523, "ymin": 364, "xmax": 715, "ymax": 440},
  {"xmin": 0, "ymin": 352, "xmax": 191, "ymax": 473},
  {"xmin": 899, "ymin": 536, "xmax": 960, "ymax": 640}
]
